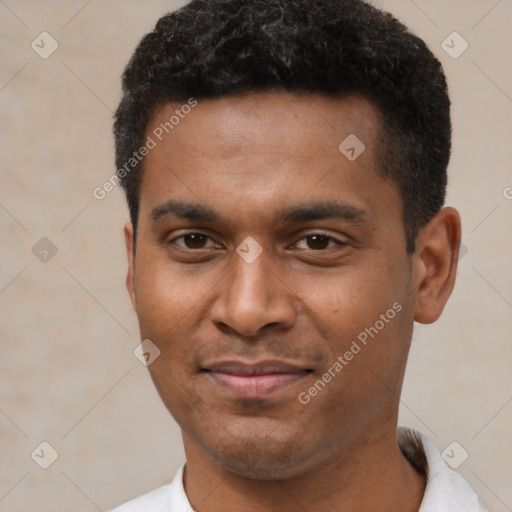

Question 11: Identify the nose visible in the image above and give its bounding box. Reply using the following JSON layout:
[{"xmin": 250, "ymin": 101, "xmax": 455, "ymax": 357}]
[{"xmin": 210, "ymin": 246, "xmax": 297, "ymax": 337}]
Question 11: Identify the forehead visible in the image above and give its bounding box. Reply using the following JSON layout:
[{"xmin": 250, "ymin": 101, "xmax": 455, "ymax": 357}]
[
  {"xmin": 137, "ymin": 91, "xmax": 399, "ymax": 230},
  {"xmin": 147, "ymin": 91, "xmax": 381, "ymax": 164}
]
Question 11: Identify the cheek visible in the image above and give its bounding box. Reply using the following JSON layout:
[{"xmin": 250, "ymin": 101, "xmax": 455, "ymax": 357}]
[
  {"xmin": 312, "ymin": 262, "xmax": 400, "ymax": 331},
  {"xmin": 307, "ymin": 259, "xmax": 410, "ymax": 381},
  {"xmin": 133, "ymin": 253, "xmax": 214, "ymax": 337}
]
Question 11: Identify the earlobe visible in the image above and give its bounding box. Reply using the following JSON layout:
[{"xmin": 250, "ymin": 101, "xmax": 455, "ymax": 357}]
[
  {"xmin": 124, "ymin": 221, "xmax": 138, "ymax": 313},
  {"xmin": 412, "ymin": 207, "xmax": 461, "ymax": 324}
]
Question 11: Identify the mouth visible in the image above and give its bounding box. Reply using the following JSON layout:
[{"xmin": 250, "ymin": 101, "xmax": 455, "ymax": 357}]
[{"xmin": 201, "ymin": 360, "xmax": 313, "ymax": 398}]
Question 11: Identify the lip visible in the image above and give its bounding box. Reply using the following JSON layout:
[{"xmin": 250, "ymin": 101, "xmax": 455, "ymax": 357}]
[{"xmin": 202, "ymin": 360, "xmax": 311, "ymax": 398}]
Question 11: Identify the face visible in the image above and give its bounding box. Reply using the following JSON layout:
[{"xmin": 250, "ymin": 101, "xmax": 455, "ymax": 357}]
[{"xmin": 125, "ymin": 91, "xmax": 418, "ymax": 479}]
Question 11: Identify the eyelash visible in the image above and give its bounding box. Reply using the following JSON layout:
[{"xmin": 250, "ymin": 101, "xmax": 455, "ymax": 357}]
[{"xmin": 168, "ymin": 232, "xmax": 347, "ymax": 251}]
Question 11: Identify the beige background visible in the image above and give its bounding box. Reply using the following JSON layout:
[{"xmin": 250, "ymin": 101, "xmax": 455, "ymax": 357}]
[{"xmin": 1, "ymin": 0, "xmax": 511, "ymax": 510}]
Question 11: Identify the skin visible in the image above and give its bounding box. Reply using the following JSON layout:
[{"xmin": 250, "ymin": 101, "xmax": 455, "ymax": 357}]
[{"xmin": 124, "ymin": 91, "xmax": 461, "ymax": 511}]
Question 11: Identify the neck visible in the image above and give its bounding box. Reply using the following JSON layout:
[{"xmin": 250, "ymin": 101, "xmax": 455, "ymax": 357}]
[{"xmin": 182, "ymin": 424, "xmax": 426, "ymax": 512}]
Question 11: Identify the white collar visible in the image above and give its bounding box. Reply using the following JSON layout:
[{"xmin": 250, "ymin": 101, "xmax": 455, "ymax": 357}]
[{"xmin": 397, "ymin": 426, "xmax": 489, "ymax": 511}]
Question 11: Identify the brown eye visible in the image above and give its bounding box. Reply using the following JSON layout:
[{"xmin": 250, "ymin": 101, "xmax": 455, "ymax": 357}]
[
  {"xmin": 305, "ymin": 235, "xmax": 330, "ymax": 250},
  {"xmin": 294, "ymin": 234, "xmax": 346, "ymax": 251},
  {"xmin": 173, "ymin": 233, "xmax": 213, "ymax": 249},
  {"xmin": 184, "ymin": 234, "xmax": 208, "ymax": 248}
]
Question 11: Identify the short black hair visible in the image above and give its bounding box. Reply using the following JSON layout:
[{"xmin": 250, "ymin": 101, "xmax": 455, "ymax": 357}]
[{"xmin": 114, "ymin": 0, "xmax": 451, "ymax": 253}]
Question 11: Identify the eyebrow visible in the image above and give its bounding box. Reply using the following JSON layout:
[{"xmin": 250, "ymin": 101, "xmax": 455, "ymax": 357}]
[
  {"xmin": 280, "ymin": 202, "xmax": 368, "ymax": 223},
  {"xmin": 150, "ymin": 199, "xmax": 369, "ymax": 224},
  {"xmin": 151, "ymin": 200, "xmax": 217, "ymax": 222}
]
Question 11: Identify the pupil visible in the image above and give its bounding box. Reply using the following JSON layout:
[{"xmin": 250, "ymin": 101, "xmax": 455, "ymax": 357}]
[
  {"xmin": 185, "ymin": 234, "xmax": 206, "ymax": 248},
  {"xmin": 308, "ymin": 235, "xmax": 328, "ymax": 249}
]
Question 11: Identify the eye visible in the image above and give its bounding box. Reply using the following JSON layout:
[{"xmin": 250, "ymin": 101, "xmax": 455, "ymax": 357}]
[
  {"xmin": 171, "ymin": 232, "xmax": 219, "ymax": 249},
  {"xmin": 294, "ymin": 234, "xmax": 346, "ymax": 251}
]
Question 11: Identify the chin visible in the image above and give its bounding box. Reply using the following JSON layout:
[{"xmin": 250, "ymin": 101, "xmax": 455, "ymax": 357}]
[{"xmin": 201, "ymin": 429, "xmax": 322, "ymax": 480}]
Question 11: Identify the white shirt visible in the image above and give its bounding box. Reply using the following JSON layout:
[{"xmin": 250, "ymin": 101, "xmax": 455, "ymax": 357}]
[{"xmin": 108, "ymin": 426, "xmax": 490, "ymax": 512}]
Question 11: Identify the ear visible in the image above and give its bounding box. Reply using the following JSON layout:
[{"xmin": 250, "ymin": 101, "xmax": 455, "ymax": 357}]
[
  {"xmin": 412, "ymin": 207, "xmax": 461, "ymax": 324},
  {"xmin": 124, "ymin": 221, "xmax": 137, "ymax": 313}
]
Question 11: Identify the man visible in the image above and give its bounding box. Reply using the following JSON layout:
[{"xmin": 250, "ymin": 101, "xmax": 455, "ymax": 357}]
[{"xmin": 109, "ymin": 0, "xmax": 489, "ymax": 510}]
